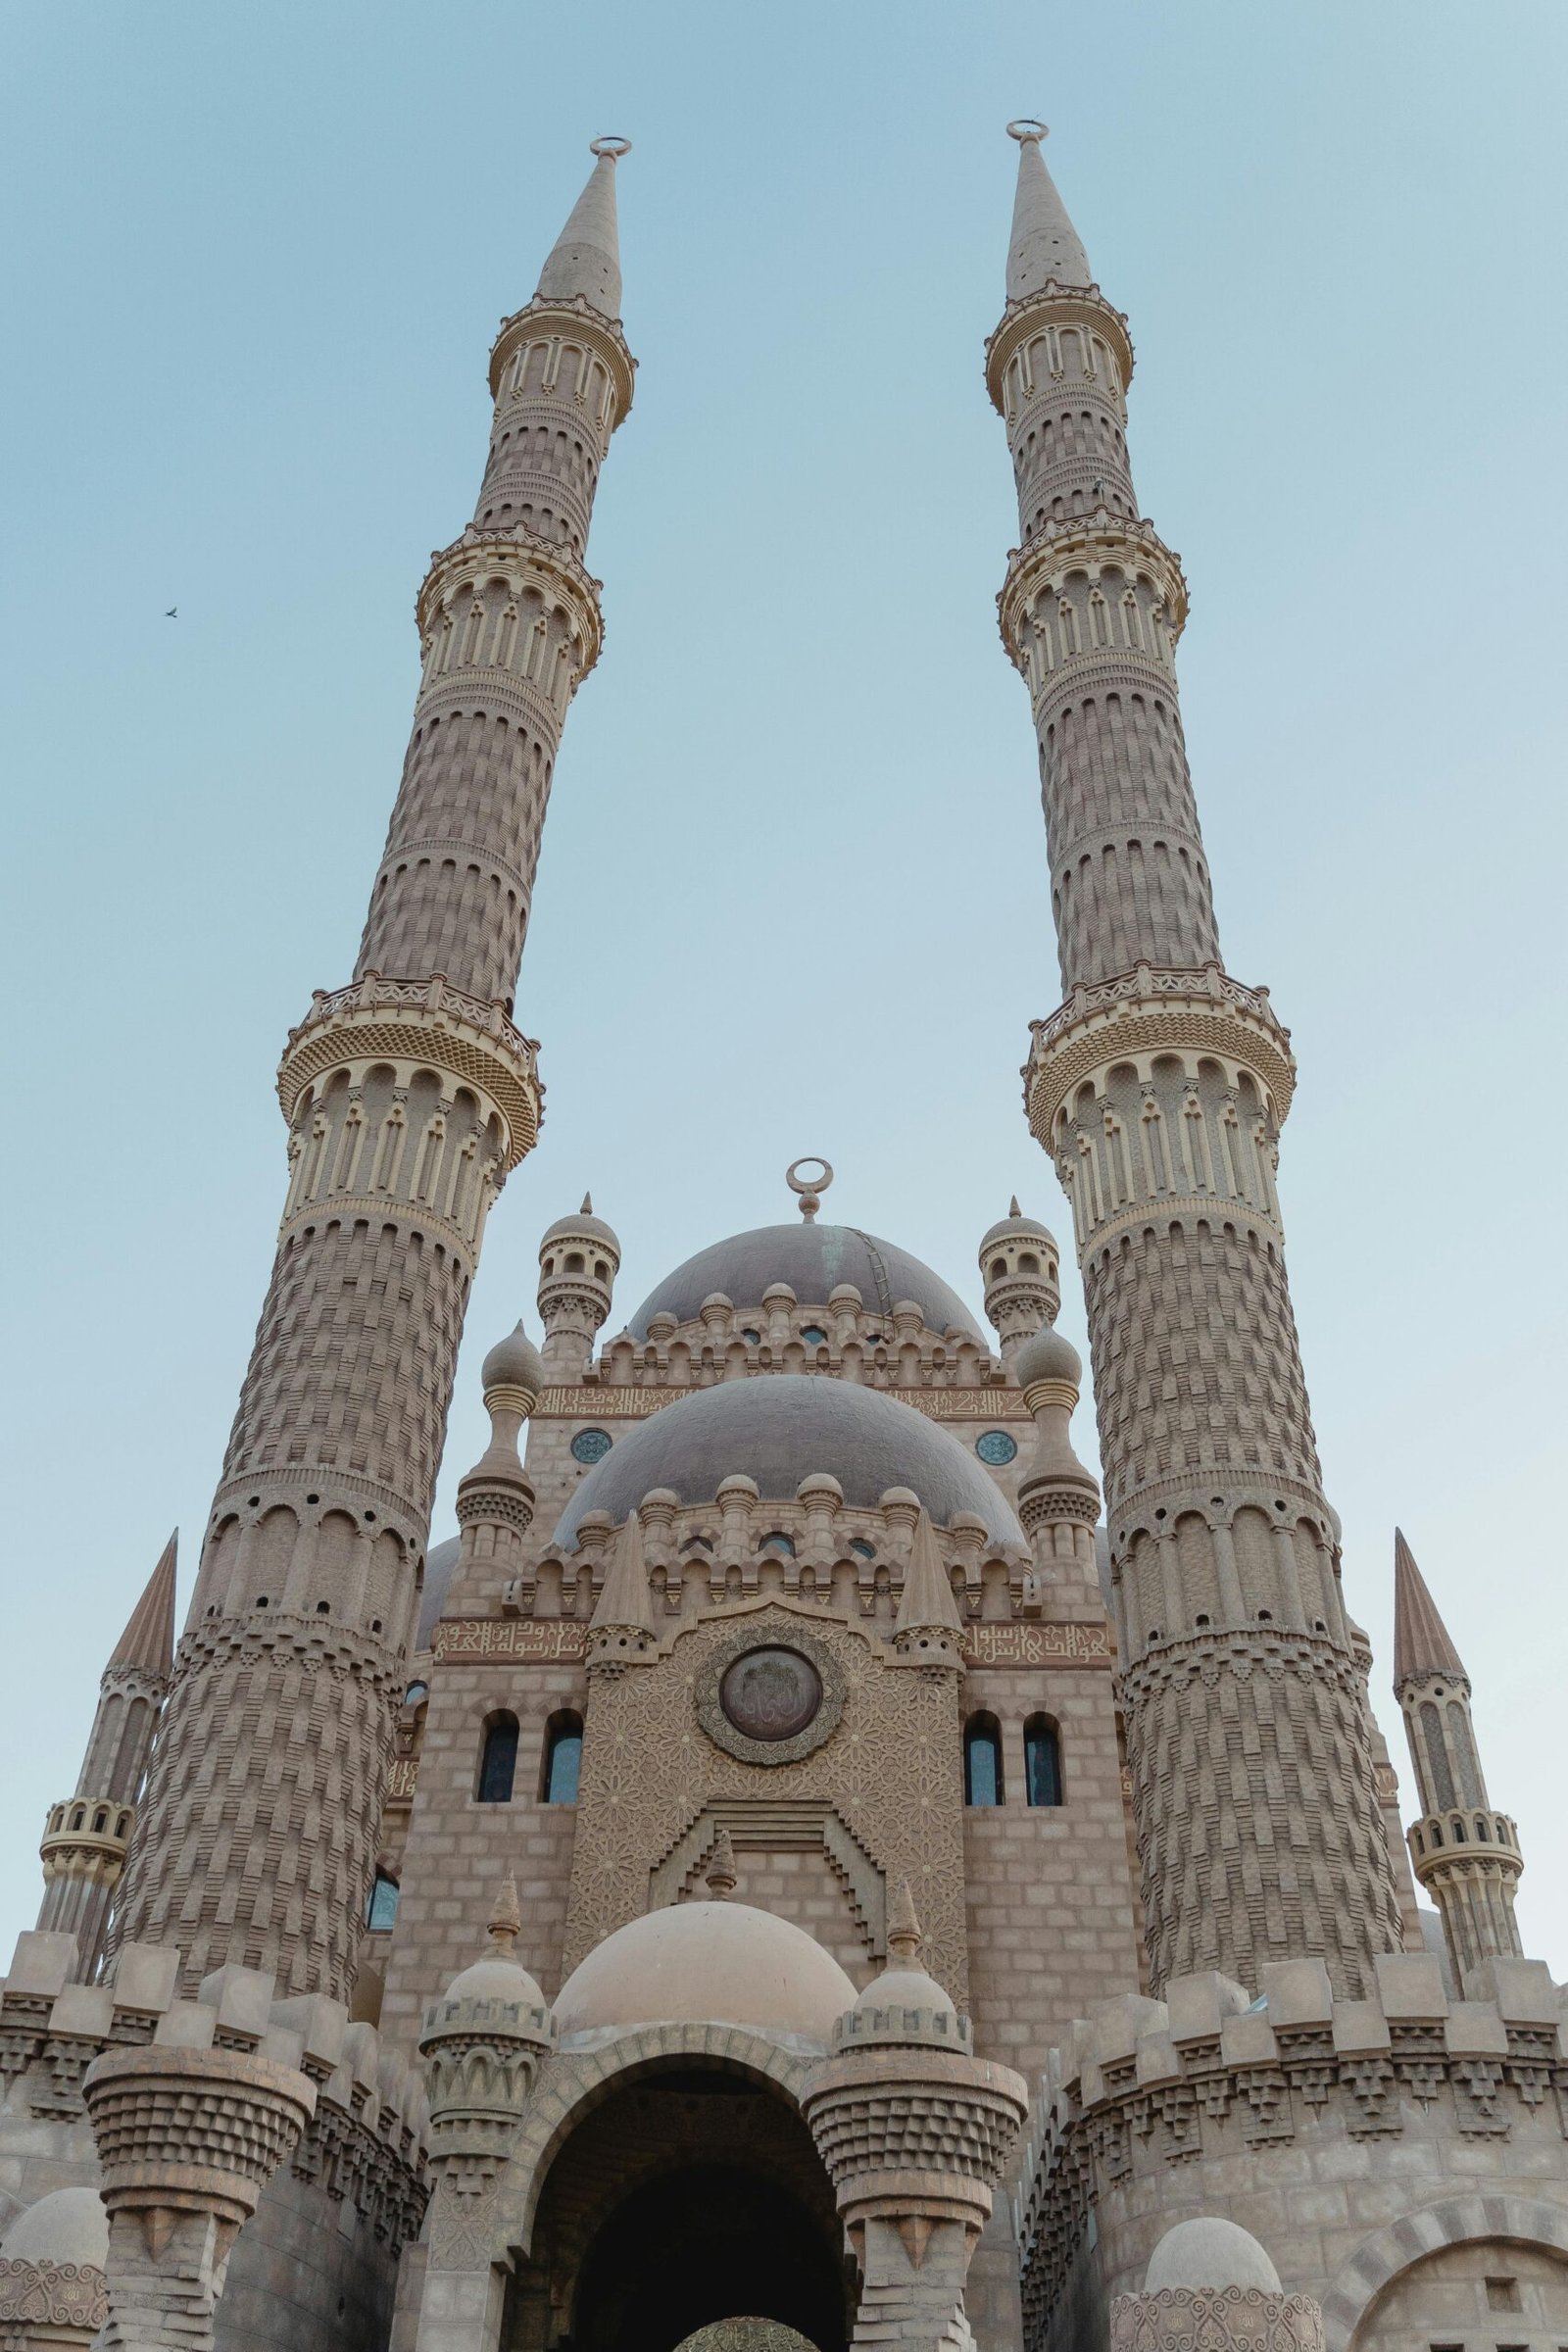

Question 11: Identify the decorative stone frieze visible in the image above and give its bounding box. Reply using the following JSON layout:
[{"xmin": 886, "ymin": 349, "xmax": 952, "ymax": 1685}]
[
  {"xmin": 1109, "ymin": 2286, "xmax": 1325, "ymax": 2352},
  {"xmin": 0, "ymin": 2254, "xmax": 109, "ymax": 2344}
]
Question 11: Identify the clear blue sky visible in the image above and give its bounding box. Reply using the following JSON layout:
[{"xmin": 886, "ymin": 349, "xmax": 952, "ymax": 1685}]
[{"xmin": 4, "ymin": 2, "xmax": 1566, "ymax": 1973}]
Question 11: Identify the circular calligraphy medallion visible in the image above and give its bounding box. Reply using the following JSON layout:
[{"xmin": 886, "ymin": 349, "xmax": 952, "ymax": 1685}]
[
  {"xmin": 719, "ymin": 1647, "xmax": 823, "ymax": 1744},
  {"xmin": 571, "ymin": 1427, "xmax": 612, "ymax": 1464},
  {"xmin": 976, "ymin": 1428, "xmax": 1018, "ymax": 1466}
]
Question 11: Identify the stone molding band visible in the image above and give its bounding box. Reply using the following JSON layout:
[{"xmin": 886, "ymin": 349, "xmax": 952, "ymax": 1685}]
[
  {"xmin": 416, "ymin": 525, "xmax": 604, "ymax": 679},
  {"xmin": 1025, "ymin": 967, "xmax": 1297, "ymax": 1140},
  {"xmin": 370, "ymin": 834, "xmax": 533, "ymax": 905},
  {"xmin": 1110, "ymin": 2286, "xmax": 1326, "ymax": 2352},
  {"xmin": 276, "ymin": 975, "xmax": 542, "ymax": 1171},
  {"xmin": 488, "ymin": 294, "xmax": 636, "ymax": 423},
  {"xmin": 1000, "ymin": 514, "xmax": 1189, "ymax": 661},
  {"xmin": 984, "ymin": 283, "xmax": 1136, "ymax": 414}
]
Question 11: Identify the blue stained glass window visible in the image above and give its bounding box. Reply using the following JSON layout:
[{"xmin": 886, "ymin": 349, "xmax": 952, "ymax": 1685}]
[
  {"xmin": 976, "ymin": 1429, "xmax": 1018, "ymax": 1466},
  {"xmin": 571, "ymin": 1427, "xmax": 612, "ymax": 1464}
]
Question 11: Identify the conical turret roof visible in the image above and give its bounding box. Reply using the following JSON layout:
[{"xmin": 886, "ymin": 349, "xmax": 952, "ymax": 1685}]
[
  {"xmin": 1393, "ymin": 1529, "xmax": 1467, "ymax": 1690},
  {"xmin": 1005, "ymin": 123, "xmax": 1092, "ymax": 298},
  {"xmin": 536, "ymin": 141, "xmax": 626, "ymax": 318},
  {"xmin": 108, "ymin": 1532, "xmax": 177, "ymax": 1679}
]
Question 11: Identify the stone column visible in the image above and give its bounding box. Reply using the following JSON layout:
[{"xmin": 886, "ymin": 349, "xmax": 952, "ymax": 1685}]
[
  {"xmin": 82, "ymin": 2039, "xmax": 316, "ymax": 2352},
  {"xmin": 804, "ymin": 1887, "xmax": 1027, "ymax": 2351}
]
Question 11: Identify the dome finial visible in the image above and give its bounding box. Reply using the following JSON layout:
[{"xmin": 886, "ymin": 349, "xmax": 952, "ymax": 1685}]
[
  {"xmin": 581, "ymin": 1189, "xmax": 593, "ymax": 1214},
  {"xmin": 886, "ymin": 1877, "xmax": 922, "ymax": 1966},
  {"xmin": 1009, "ymin": 1195, "xmax": 1021, "ymax": 1218},
  {"xmin": 488, "ymin": 1873, "xmax": 521, "ymax": 1956},
  {"xmin": 705, "ymin": 1826, "xmax": 738, "ymax": 1900},
  {"xmin": 785, "ymin": 1155, "xmax": 833, "ymax": 1221}
]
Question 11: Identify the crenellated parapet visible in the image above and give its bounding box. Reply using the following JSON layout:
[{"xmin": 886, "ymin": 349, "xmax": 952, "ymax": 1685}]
[{"xmin": 1013, "ymin": 1952, "xmax": 1568, "ymax": 2352}]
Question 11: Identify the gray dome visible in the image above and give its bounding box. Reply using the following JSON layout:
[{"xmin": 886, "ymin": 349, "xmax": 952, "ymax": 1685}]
[
  {"xmin": 418, "ymin": 1536, "xmax": 461, "ymax": 1649},
  {"xmin": 554, "ymin": 1375, "xmax": 1024, "ymax": 1550},
  {"xmin": 979, "ymin": 1208, "xmax": 1055, "ymax": 1254},
  {"xmin": 629, "ymin": 1224, "xmax": 976, "ymax": 1341},
  {"xmin": 1014, "ymin": 1325, "xmax": 1081, "ymax": 1390}
]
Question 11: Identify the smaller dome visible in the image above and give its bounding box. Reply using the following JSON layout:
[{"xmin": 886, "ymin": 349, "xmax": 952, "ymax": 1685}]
[
  {"xmin": 0, "ymin": 2187, "xmax": 110, "ymax": 2268},
  {"xmin": 1144, "ymin": 2218, "xmax": 1282, "ymax": 2296},
  {"xmin": 541, "ymin": 1201, "xmax": 620, "ymax": 1254},
  {"xmin": 980, "ymin": 1205, "xmax": 1056, "ymax": 1256},
  {"xmin": 481, "ymin": 1321, "xmax": 546, "ymax": 1396},
  {"xmin": 1014, "ymin": 1325, "xmax": 1082, "ymax": 1390},
  {"xmin": 555, "ymin": 1901, "xmax": 856, "ymax": 2043},
  {"xmin": 851, "ymin": 1964, "xmax": 956, "ymax": 2023},
  {"xmin": 443, "ymin": 1953, "xmax": 549, "ymax": 2008}
]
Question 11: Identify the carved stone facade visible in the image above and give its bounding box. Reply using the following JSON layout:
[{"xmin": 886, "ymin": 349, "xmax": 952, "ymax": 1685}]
[{"xmin": 2, "ymin": 117, "xmax": 1559, "ymax": 2352}]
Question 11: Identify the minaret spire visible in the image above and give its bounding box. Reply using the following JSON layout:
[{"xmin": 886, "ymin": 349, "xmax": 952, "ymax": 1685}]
[
  {"xmin": 1392, "ymin": 1530, "xmax": 1523, "ymax": 1984},
  {"xmin": 988, "ymin": 125, "xmax": 1402, "ymax": 1996},
  {"xmin": 536, "ymin": 137, "xmax": 628, "ymax": 316},
  {"xmin": 1005, "ymin": 121, "xmax": 1092, "ymax": 297},
  {"xmin": 37, "ymin": 1534, "xmax": 178, "ymax": 1977},
  {"xmin": 112, "ymin": 146, "xmax": 636, "ymax": 2002}
]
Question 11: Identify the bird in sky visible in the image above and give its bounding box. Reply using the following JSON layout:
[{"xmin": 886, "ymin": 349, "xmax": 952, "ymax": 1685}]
[{"xmin": 165, "ymin": 607, "xmax": 177, "ymax": 618}]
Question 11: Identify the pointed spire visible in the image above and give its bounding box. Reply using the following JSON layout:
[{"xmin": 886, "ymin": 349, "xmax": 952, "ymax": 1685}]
[
  {"xmin": 1005, "ymin": 121, "xmax": 1092, "ymax": 299},
  {"xmin": 536, "ymin": 138, "xmax": 628, "ymax": 318},
  {"xmin": 581, "ymin": 1190, "xmax": 594, "ymax": 1215},
  {"xmin": 705, "ymin": 1827, "xmax": 738, "ymax": 1900},
  {"xmin": 895, "ymin": 1508, "xmax": 963, "ymax": 1639},
  {"xmin": 1393, "ymin": 1529, "xmax": 1468, "ymax": 1690},
  {"xmin": 886, "ymin": 1877, "xmax": 922, "ymax": 1966},
  {"xmin": 487, "ymin": 1873, "xmax": 521, "ymax": 1956},
  {"xmin": 590, "ymin": 1510, "xmax": 656, "ymax": 1635},
  {"xmin": 1009, "ymin": 1196, "xmax": 1022, "ymax": 1219},
  {"xmin": 108, "ymin": 1532, "xmax": 177, "ymax": 1679}
]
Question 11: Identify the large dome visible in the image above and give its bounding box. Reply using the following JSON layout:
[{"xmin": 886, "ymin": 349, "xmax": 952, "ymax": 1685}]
[
  {"xmin": 554, "ymin": 1900, "xmax": 857, "ymax": 2042},
  {"xmin": 555, "ymin": 1374, "xmax": 1024, "ymax": 1549},
  {"xmin": 627, "ymin": 1223, "xmax": 977, "ymax": 1342}
]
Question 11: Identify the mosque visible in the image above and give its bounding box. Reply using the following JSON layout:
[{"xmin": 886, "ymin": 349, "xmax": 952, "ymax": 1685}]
[{"xmin": 0, "ymin": 123, "xmax": 1562, "ymax": 2352}]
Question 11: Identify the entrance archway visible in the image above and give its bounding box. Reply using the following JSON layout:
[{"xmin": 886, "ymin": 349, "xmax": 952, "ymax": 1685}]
[{"xmin": 508, "ymin": 2066, "xmax": 848, "ymax": 2352}]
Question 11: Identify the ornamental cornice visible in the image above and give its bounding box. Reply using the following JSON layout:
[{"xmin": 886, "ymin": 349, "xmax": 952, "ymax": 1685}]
[
  {"xmin": 416, "ymin": 525, "xmax": 604, "ymax": 679},
  {"xmin": 488, "ymin": 293, "xmax": 636, "ymax": 422},
  {"xmin": 999, "ymin": 514, "xmax": 1189, "ymax": 662},
  {"xmin": 277, "ymin": 973, "xmax": 542, "ymax": 1171},
  {"xmin": 984, "ymin": 283, "xmax": 1135, "ymax": 415},
  {"xmin": 1119, "ymin": 1625, "xmax": 1359, "ymax": 1703},
  {"xmin": 531, "ymin": 1383, "xmax": 1032, "ymax": 1423},
  {"xmin": 1024, "ymin": 962, "xmax": 1296, "ymax": 1139},
  {"xmin": 1106, "ymin": 1469, "xmax": 1335, "ymax": 1544}
]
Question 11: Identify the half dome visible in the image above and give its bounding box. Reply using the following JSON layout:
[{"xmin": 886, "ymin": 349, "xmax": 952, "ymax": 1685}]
[
  {"xmin": 554, "ymin": 1900, "xmax": 856, "ymax": 2042},
  {"xmin": 628, "ymin": 1224, "xmax": 976, "ymax": 1342},
  {"xmin": 554, "ymin": 1375, "xmax": 1024, "ymax": 1550}
]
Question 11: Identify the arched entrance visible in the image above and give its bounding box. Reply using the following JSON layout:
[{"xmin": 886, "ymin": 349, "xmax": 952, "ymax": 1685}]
[{"xmin": 507, "ymin": 2066, "xmax": 848, "ymax": 2352}]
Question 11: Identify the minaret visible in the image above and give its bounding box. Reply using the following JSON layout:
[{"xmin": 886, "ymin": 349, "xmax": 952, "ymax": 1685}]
[
  {"xmin": 1393, "ymin": 1529, "xmax": 1523, "ymax": 1983},
  {"xmin": 38, "ymin": 1534, "xmax": 176, "ymax": 1977},
  {"xmin": 988, "ymin": 122, "xmax": 1401, "ymax": 1993},
  {"xmin": 113, "ymin": 143, "xmax": 636, "ymax": 2000},
  {"xmin": 537, "ymin": 1194, "xmax": 620, "ymax": 1378}
]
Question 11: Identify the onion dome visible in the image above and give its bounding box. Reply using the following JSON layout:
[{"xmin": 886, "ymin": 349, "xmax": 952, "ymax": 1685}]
[
  {"xmin": 554, "ymin": 1900, "xmax": 857, "ymax": 2043},
  {"xmin": 1014, "ymin": 1325, "xmax": 1082, "ymax": 1392},
  {"xmin": 553, "ymin": 1376, "xmax": 1024, "ymax": 1551},
  {"xmin": 481, "ymin": 1320, "xmax": 546, "ymax": 1398}
]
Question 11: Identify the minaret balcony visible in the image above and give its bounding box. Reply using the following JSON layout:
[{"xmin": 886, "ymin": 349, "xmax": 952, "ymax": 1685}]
[
  {"xmin": 488, "ymin": 291, "xmax": 635, "ymax": 425},
  {"xmin": 999, "ymin": 511, "xmax": 1189, "ymax": 671},
  {"xmin": 985, "ymin": 281, "xmax": 1135, "ymax": 418},
  {"xmin": 40, "ymin": 1798, "xmax": 133, "ymax": 1885},
  {"xmin": 1408, "ymin": 1807, "xmax": 1522, "ymax": 1888},
  {"xmin": 1024, "ymin": 960, "xmax": 1297, "ymax": 1149},
  {"xmin": 277, "ymin": 973, "xmax": 542, "ymax": 1174}
]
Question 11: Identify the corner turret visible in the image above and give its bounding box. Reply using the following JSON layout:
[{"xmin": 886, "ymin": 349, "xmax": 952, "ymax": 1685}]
[
  {"xmin": 537, "ymin": 1195, "xmax": 620, "ymax": 1379},
  {"xmin": 979, "ymin": 1200, "xmax": 1060, "ymax": 1361}
]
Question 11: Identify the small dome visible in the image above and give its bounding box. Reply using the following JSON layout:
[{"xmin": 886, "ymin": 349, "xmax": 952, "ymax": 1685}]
[
  {"xmin": 0, "ymin": 2187, "xmax": 110, "ymax": 2268},
  {"xmin": 541, "ymin": 1204, "xmax": 620, "ymax": 1254},
  {"xmin": 980, "ymin": 1207, "xmax": 1055, "ymax": 1255},
  {"xmin": 851, "ymin": 1964, "xmax": 956, "ymax": 2022},
  {"xmin": 443, "ymin": 1953, "xmax": 548, "ymax": 2008},
  {"xmin": 629, "ymin": 1223, "xmax": 974, "ymax": 1341},
  {"xmin": 481, "ymin": 1321, "xmax": 546, "ymax": 1395},
  {"xmin": 554, "ymin": 1901, "xmax": 857, "ymax": 2042},
  {"xmin": 554, "ymin": 1376, "xmax": 1025, "ymax": 1550},
  {"xmin": 1014, "ymin": 1326, "xmax": 1082, "ymax": 1390},
  {"xmin": 1144, "ymin": 2218, "xmax": 1282, "ymax": 2295}
]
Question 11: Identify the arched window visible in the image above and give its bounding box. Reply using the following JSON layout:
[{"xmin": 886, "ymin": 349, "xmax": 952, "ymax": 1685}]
[
  {"xmin": 964, "ymin": 1714, "xmax": 1004, "ymax": 1807},
  {"xmin": 366, "ymin": 1870, "xmax": 400, "ymax": 1933},
  {"xmin": 476, "ymin": 1712, "xmax": 519, "ymax": 1803},
  {"xmin": 404, "ymin": 1680, "xmax": 428, "ymax": 1710},
  {"xmin": 541, "ymin": 1711, "xmax": 583, "ymax": 1805},
  {"xmin": 1024, "ymin": 1716, "xmax": 1063, "ymax": 1807}
]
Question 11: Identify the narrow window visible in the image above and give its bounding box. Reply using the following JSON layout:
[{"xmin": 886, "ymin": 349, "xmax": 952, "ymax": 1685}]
[
  {"xmin": 366, "ymin": 1870, "xmax": 400, "ymax": 1933},
  {"xmin": 964, "ymin": 1714, "xmax": 1004, "ymax": 1807},
  {"xmin": 541, "ymin": 1711, "xmax": 583, "ymax": 1805},
  {"xmin": 476, "ymin": 1712, "xmax": 519, "ymax": 1803},
  {"xmin": 1024, "ymin": 1715, "xmax": 1063, "ymax": 1807}
]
